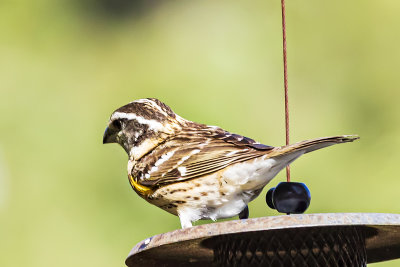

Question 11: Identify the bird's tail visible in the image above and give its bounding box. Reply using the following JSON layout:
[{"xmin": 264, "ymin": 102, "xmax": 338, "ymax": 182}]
[{"xmin": 268, "ymin": 135, "xmax": 359, "ymax": 158}]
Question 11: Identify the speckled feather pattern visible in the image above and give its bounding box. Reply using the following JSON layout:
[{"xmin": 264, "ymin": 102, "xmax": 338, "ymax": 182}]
[{"xmin": 104, "ymin": 98, "xmax": 359, "ymax": 228}]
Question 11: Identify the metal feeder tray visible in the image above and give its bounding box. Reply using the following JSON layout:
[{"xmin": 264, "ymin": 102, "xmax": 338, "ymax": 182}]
[{"xmin": 126, "ymin": 213, "xmax": 400, "ymax": 266}]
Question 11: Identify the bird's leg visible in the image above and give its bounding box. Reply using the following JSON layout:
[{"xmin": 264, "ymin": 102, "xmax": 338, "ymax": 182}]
[
  {"xmin": 239, "ymin": 205, "xmax": 249, "ymax": 219},
  {"xmin": 179, "ymin": 215, "xmax": 193, "ymax": 229}
]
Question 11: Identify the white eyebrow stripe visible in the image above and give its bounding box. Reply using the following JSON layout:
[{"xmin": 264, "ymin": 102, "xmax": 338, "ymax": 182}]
[{"xmin": 111, "ymin": 112, "xmax": 164, "ymax": 131}]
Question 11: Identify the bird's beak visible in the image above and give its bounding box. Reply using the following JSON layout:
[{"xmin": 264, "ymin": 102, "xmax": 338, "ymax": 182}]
[{"xmin": 103, "ymin": 126, "xmax": 117, "ymax": 144}]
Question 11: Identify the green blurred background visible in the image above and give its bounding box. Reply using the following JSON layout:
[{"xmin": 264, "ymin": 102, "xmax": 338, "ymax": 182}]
[{"xmin": 1, "ymin": 0, "xmax": 399, "ymax": 266}]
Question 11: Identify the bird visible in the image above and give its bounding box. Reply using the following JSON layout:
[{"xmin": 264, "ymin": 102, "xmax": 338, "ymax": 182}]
[{"xmin": 103, "ymin": 98, "xmax": 359, "ymax": 228}]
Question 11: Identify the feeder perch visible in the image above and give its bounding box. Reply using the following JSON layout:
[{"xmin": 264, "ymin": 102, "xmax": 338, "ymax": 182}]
[{"xmin": 126, "ymin": 213, "xmax": 400, "ymax": 266}]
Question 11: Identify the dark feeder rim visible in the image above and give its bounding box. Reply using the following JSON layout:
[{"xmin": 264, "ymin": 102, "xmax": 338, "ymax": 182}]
[{"xmin": 126, "ymin": 213, "xmax": 400, "ymax": 266}]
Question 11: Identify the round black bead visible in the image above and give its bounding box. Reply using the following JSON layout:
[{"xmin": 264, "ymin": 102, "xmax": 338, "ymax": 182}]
[
  {"xmin": 266, "ymin": 187, "xmax": 276, "ymax": 209},
  {"xmin": 272, "ymin": 182, "xmax": 311, "ymax": 214}
]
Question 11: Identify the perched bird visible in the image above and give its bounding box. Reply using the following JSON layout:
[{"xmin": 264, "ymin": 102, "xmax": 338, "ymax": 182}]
[{"xmin": 103, "ymin": 98, "xmax": 358, "ymax": 228}]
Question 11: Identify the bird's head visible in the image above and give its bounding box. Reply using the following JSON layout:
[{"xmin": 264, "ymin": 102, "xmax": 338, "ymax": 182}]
[{"xmin": 103, "ymin": 98, "xmax": 185, "ymax": 160}]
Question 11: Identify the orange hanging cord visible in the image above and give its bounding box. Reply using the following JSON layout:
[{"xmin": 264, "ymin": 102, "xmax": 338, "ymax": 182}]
[{"xmin": 280, "ymin": 0, "xmax": 290, "ymax": 182}]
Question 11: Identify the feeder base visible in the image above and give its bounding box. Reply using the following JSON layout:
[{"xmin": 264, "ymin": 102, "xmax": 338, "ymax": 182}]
[
  {"xmin": 126, "ymin": 213, "xmax": 400, "ymax": 266},
  {"xmin": 210, "ymin": 226, "xmax": 367, "ymax": 267}
]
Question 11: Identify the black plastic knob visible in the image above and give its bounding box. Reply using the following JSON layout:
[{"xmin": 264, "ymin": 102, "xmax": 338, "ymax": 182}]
[
  {"xmin": 266, "ymin": 187, "xmax": 276, "ymax": 209},
  {"xmin": 272, "ymin": 182, "xmax": 311, "ymax": 214}
]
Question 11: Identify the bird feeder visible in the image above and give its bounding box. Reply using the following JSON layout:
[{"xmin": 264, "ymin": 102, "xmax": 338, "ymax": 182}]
[
  {"xmin": 122, "ymin": 1, "xmax": 395, "ymax": 266},
  {"xmin": 126, "ymin": 213, "xmax": 400, "ymax": 266}
]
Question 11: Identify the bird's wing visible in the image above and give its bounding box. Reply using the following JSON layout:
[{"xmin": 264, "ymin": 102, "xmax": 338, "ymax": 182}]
[{"xmin": 135, "ymin": 129, "xmax": 274, "ymax": 188}]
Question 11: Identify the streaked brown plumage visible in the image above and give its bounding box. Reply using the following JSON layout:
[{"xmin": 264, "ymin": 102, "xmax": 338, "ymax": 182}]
[{"xmin": 103, "ymin": 98, "xmax": 359, "ymax": 228}]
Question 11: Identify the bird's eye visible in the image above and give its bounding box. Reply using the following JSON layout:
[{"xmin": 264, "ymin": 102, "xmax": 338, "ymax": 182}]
[{"xmin": 112, "ymin": 119, "xmax": 122, "ymax": 130}]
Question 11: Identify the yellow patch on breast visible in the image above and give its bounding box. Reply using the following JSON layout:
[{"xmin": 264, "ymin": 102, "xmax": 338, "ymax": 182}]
[{"xmin": 129, "ymin": 175, "xmax": 153, "ymax": 196}]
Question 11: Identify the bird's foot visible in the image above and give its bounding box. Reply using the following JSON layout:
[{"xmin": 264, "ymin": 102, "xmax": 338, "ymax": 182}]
[{"xmin": 239, "ymin": 205, "xmax": 249, "ymax": 219}]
